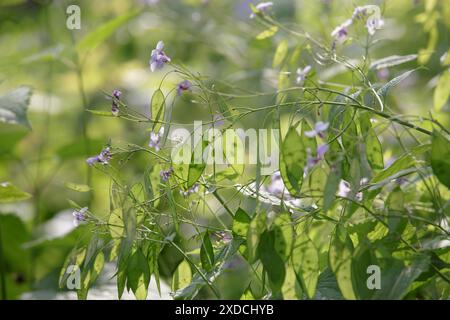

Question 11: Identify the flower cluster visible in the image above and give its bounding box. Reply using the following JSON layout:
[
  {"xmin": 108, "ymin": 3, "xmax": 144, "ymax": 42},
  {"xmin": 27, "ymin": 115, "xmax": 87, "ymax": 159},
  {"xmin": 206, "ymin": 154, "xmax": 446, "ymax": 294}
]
[
  {"xmin": 296, "ymin": 65, "xmax": 312, "ymax": 86},
  {"xmin": 149, "ymin": 41, "xmax": 171, "ymax": 72},
  {"xmin": 86, "ymin": 146, "xmax": 112, "ymax": 166},
  {"xmin": 160, "ymin": 167, "xmax": 174, "ymax": 181},
  {"xmin": 250, "ymin": 2, "xmax": 273, "ymax": 19},
  {"xmin": 176, "ymin": 80, "xmax": 192, "ymax": 96},
  {"xmin": 111, "ymin": 89, "xmax": 121, "ymax": 116},
  {"xmin": 72, "ymin": 207, "xmax": 88, "ymax": 226},
  {"xmin": 331, "ymin": 5, "xmax": 384, "ymax": 45},
  {"xmin": 149, "ymin": 127, "xmax": 164, "ymax": 151},
  {"xmin": 180, "ymin": 183, "xmax": 199, "ymax": 197}
]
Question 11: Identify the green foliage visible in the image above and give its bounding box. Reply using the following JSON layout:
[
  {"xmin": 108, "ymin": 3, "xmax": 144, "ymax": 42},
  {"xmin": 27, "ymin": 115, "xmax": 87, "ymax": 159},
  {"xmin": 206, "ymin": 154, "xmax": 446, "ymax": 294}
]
[
  {"xmin": 0, "ymin": 182, "xmax": 31, "ymax": 203},
  {"xmin": 431, "ymin": 131, "xmax": 450, "ymax": 188},
  {"xmin": 2, "ymin": 0, "xmax": 449, "ymax": 302}
]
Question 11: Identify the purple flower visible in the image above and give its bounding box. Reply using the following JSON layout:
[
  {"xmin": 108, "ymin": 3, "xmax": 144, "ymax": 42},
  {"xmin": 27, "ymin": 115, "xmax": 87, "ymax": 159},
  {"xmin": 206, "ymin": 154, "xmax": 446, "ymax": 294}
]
[
  {"xmin": 304, "ymin": 144, "xmax": 329, "ymax": 176},
  {"xmin": 111, "ymin": 89, "xmax": 121, "ymax": 116},
  {"xmin": 210, "ymin": 113, "xmax": 225, "ymax": 127},
  {"xmin": 296, "ymin": 65, "xmax": 312, "ymax": 85},
  {"xmin": 216, "ymin": 231, "xmax": 232, "ymax": 244},
  {"xmin": 337, "ymin": 179, "xmax": 364, "ymax": 201},
  {"xmin": 160, "ymin": 167, "xmax": 173, "ymax": 181},
  {"xmin": 331, "ymin": 19, "xmax": 352, "ymax": 44},
  {"xmin": 337, "ymin": 180, "xmax": 352, "ymax": 198},
  {"xmin": 149, "ymin": 127, "xmax": 164, "ymax": 151},
  {"xmin": 72, "ymin": 207, "xmax": 88, "ymax": 226},
  {"xmin": 305, "ymin": 121, "xmax": 329, "ymax": 139},
  {"xmin": 86, "ymin": 146, "xmax": 112, "ymax": 166},
  {"xmin": 149, "ymin": 41, "xmax": 171, "ymax": 72},
  {"xmin": 316, "ymin": 143, "xmax": 329, "ymax": 158},
  {"xmin": 352, "ymin": 6, "xmax": 368, "ymax": 20},
  {"xmin": 176, "ymin": 80, "xmax": 192, "ymax": 95},
  {"xmin": 366, "ymin": 16, "xmax": 384, "ymax": 36},
  {"xmin": 180, "ymin": 183, "xmax": 199, "ymax": 196},
  {"xmin": 250, "ymin": 2, "xmax": 273, "ymax": 18},
  {"xmin": 266, "ymin": 171, "xmax": 286, "ymax": 197}
]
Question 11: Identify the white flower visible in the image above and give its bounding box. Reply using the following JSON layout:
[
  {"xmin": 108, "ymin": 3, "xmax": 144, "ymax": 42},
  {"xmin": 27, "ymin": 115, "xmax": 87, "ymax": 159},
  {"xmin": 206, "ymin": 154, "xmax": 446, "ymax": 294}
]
[
  {"xmin": 149, "ymin": 127, "xmax": 164, "ymax": 151},
  {"xmin": 304, "ymin": 121, "xmax": 329, "ymax": 138},
  {"xmin": 72, "ymin": 207, "xmax": 88, "ymax": 226},
  {"xmin": 250, "ymin": 2, "xmax": 274, "ymax": 18},
  {"xmin": 331, "ymin": 19, "xmax": 353, "ymax": 43},
  {"xmin": 296, "ymin": 65, "xmax": 312, "ymax": 85},
  {"xmin": 366, "ymin": 16, "xmax": 384, "ymax": 35}
]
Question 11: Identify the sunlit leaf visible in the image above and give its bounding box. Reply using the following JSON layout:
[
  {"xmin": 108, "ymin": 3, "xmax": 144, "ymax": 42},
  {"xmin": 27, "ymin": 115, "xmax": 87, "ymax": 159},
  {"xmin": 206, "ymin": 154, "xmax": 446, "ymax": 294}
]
[
  {"xmin": 150, "ymin": 89, "xmax": 165, "ymax": 132},
  {"xmin": 292, "ymin": 233, "xmax": 319, "ymax": 299},
  {"xmin": 371, "ymin": 154, "xmax": 415, "ymax": 184},
  {"xmin": 365, "ymin": 128, "xmax": 384, "ymax": 170},
  {"xmin": 0, "ymin": 182, "xmax": 31, "ymax": 203},
  {"xmin": 64, "ymin": 182, "xmax": 91, "ymax": 193},
  {"xmin": 329, "ymin": 225, "xmax": 356, "ymax": 300},
  {"xmin": 434, "ymin": 70, "xmax": 450, "ymax": 112},
  {"xmin": 273, "ymin": 40, "xmax": 288, "ymax": 68},
  {"xmin": 256, "ymin": 26, "xmax": 278, "ymax": 40},
  {"xmin": 272, "ymin": 212, "xmax": 294, "ymax": 261},
  {"xmin": 127, "ymin": 248, "xmax": 150, "ymax": 300},
  {"xmin": 172, "ymin": 259, "xmax": 192, "ymax": 292},
  {"xmin": 431, "ymin": 131, "xmax": 450, "ymax": 188}
]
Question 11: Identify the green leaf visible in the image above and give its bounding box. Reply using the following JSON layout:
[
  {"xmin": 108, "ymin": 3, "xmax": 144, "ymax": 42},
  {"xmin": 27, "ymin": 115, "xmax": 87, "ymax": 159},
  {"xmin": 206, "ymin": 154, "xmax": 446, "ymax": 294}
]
[
  {"xmin": 258, "ymin": 230, "xmax": 286, "ymax": 293},
  {"xmin": 365, "ymin": 128, "xmax": 384, "ymax": 170},
  {"xmin": 377, "ymin": 69, "xmax": 417, "ymax": 97},
  {"xmin": 127, "ymin": 248, "xmax": 150, "ymax": 300},
  {"xmin": 200, "ymin": 232, "xmax": 215, "ymax": 272},
  {"xmin": 282, "ymin": 265, "xmax": 303, "ymax": 299},
  {"xmin": 273, "ymin": 40, "xmax": 288, "ymax": 68},
  {"xmin": 187, "ymin": 140, "xmax": 208, "ymax": 188},
  {"xmin": 323, "ymin": 163, "xmax": 342, "ymax": 212},
  {"xmin": 352, "ymin": 244, "xmax": 430, "ymax": 299},
  {"xmin": 431, "ymin": 131, "xmax": 450, "ymax": 188},
  {"xmin": 280, "ymin": 124, "xmax": 315, "ymax": 196},
  {"xmin": 272, "ymin": 212, "xmax": 294, "ymax": 261},
  {"xmin": 150, "ymin": 89, "xmax": 165, "ymax": 132},
  {"xmin": 78, "ymin": 249, "xmax": 105, "ymax": 300},
  {"xmin": 77, "ymin": 11, "xmax": 139, "ymax": 52},
  {"xmin": 371, "ymin": 154, "xmax": 415, "ymax": 184},
  {"xmin": 370, "ymin": 54, "xmax": 417, "ymax": 70},
  {"xmin": 0, "ymin": 182, "xmax": 31, "ymax": 203},
  {"xmin": 59, "ymin": 247, "xmax": 86, "ymax": 288},
  {"xmin": 434, "ymin": 70, "xmax": 450, "ymax": 111},
  {"xmin": 0, "ymin": 86, "xmax": 32, "ymax": 129},
  {"xmin": 247, "ymin": 211, "xmax": 266, "ymax": 263},
  {"xmin": 86, "ymin": 109, "xmax": 115, "ymax": 117},
  {"xmin": 256, "ymin": 26, "xmax": 278, "ymax": 40},
  {"xmin": 240, "ymin": 284, "xmax": 255, "ymax": 300},
  {"xmin": 292, "ymin": 233, "xmax": 319, "ymax": 299},
  {"xmin": 64, "ymin": 182, "xmax": 91, "ymax": 193},
  {"xmin": 108, "ymin": 208, "xmax": 124, "ymax": 238},
  {"xmin": 172, "ymin": 260, "xmax": 192, "ymax": 292},
  {"xmin": 329, "ymin": 225, "xmax": 356, "ymax": 300},
  {"xmin": 232, "ymin": 208, "xmax": 251, "ymax": 238},
  {"xmin": 174, "ymin": 239, "xmax": 242, "ymax": 299}
]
